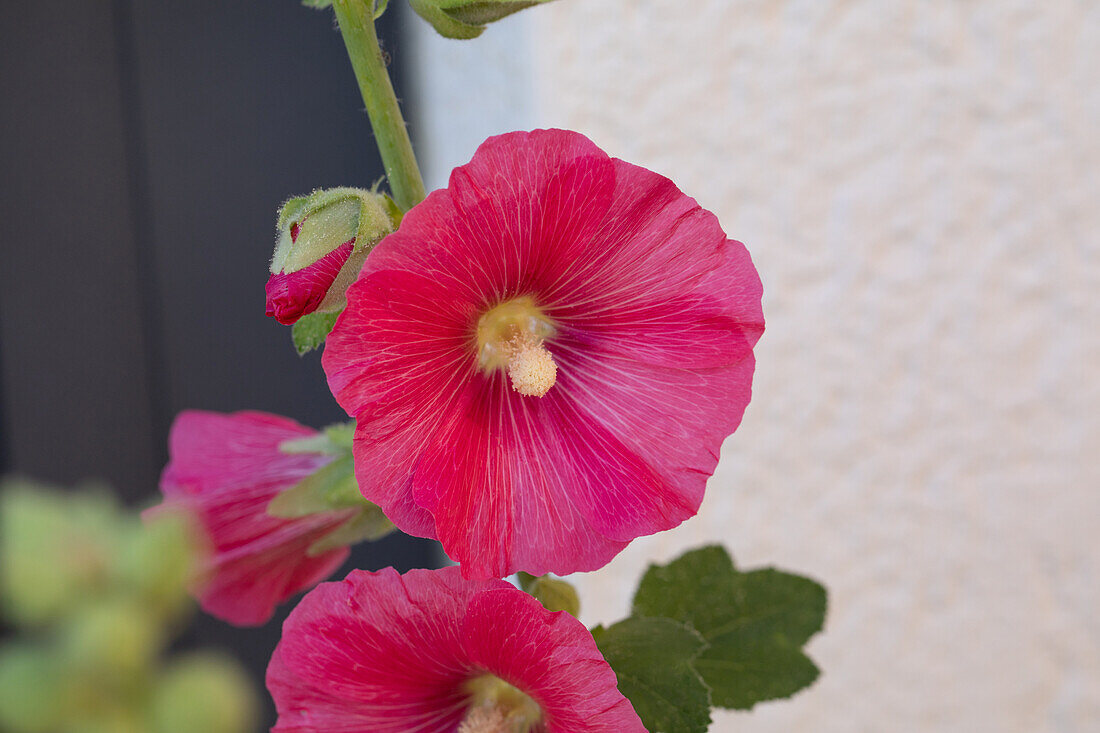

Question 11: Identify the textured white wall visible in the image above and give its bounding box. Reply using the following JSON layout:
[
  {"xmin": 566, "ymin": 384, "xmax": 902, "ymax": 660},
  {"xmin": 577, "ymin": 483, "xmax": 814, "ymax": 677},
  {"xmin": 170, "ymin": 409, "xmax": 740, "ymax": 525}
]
[{"xmin": 409, "ymin": 2, "xmax": 1100, "ymax": 730}]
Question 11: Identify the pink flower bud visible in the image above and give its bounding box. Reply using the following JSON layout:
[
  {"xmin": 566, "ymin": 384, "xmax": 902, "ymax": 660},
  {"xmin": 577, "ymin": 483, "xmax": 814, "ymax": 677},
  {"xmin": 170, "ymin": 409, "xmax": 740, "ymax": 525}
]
[{"xmin": 265, "ymin": 188, "xmax": 397, "ymax": 325}]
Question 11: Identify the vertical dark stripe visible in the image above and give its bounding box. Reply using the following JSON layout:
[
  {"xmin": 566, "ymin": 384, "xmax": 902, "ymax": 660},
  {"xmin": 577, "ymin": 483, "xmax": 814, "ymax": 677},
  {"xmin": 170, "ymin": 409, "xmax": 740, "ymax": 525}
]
[
  {"xmin": 111, "ymin": 0, "xmax": 171, "ymax": 474},
  {"xmin": 0, "ymin": 307, "xmax": 8, "ymax": 476}
]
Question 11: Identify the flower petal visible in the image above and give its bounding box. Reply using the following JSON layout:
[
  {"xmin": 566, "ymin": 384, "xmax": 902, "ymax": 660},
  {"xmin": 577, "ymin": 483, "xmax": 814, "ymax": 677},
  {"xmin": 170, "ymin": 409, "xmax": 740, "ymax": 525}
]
[
  {"xmin": 268, "ymin": 568, "xmax": 507, "ymax": 732},
  {"xmin": 266, "ymin": 240, "xmax": 355, "ymax": 325},
  {"xmin": 323, "ymin": 130, "xmax": 764, "ymax": 578},
  {"xmin": 463, "ymin": 587, "xmax": 645, "ymax": 733}
]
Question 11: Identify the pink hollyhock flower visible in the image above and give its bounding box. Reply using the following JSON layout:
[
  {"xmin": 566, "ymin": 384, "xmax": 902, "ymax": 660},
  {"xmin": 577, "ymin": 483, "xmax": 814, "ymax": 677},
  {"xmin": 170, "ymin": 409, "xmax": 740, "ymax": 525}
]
[
  {"xmin": 323, "ymin": 129, "xmax": 764, "ymax": 579},
  {"xmin": 151, "ymin": 410, "xmax": 356, "ymax": 626},
  {"xmin": 267, "ymin": 566, "xmax": 644, "ymax": 732}
]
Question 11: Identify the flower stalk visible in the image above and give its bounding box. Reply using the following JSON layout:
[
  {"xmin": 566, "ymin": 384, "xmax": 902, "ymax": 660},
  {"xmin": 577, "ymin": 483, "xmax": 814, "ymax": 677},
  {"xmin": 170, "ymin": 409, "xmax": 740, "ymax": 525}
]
[{"xmin": 331, "ymin": 0, "xmax": 427, "ymax": 212}]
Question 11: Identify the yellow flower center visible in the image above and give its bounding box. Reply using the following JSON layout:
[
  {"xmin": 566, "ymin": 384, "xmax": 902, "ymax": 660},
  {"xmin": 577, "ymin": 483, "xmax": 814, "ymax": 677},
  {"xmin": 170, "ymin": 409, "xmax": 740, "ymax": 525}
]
[
  {"xmin": 460, "ymin": 674, "xmax": 543, "ymax": 733},
  {"xmin": 475, "ymin": 297, "xmax": 558, "ymax": 397}
]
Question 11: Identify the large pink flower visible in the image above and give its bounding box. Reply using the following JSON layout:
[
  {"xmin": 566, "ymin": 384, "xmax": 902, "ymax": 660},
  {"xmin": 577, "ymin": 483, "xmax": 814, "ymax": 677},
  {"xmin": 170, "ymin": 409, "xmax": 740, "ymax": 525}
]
[
  {"xmin": 267, "ymin": 566, "xmax": 643, "ymax": 732},
  {"xmin": 323, "ymin": 129, "xmax": 764, "ymax": 579},
  {"xmin": 153, "ymin": 410, "xmax": 356, "ymax": 626}
]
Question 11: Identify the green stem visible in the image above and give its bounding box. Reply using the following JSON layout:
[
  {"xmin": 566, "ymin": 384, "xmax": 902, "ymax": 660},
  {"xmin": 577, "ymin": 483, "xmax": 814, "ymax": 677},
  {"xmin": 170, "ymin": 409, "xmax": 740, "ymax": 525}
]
[{"xmin": 332, "ymin": 0, "xmax": 427, "ymax": 212}]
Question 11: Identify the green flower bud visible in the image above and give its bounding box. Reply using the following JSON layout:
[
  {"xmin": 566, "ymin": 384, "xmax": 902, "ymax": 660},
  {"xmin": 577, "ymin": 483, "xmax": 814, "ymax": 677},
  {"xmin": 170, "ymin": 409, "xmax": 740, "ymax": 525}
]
[
  {"xmin": 113, "ymin": 508, "xmax": 203, "ymax": 623},
  {"xmin": 266, "ymin": 187, "xmax": 398, "ymax": 325},
  {"xmin": 60, "ymin": 598, "xmax": 163, "ymax": 679},
  {"xmin": 0, "ymin": 643, "xmax": 72, "ymax": 732},
  {"xmin": 0, "ymin": 482, "xmax": 120, "ymax": 626},
  {"xmin": 148, "ymin": 654, "xmax": 257, "ymax": 733},
  {"xmin": 62, "ymin": 709, "xmax": 145, "ymax": 733},
  {"xmin": 409, "ymin": 0, "xmax": 557, "ymax": 40},
  {"xmin": 516, "ymin": 572, "xmax": 580, "ymax": 617}
]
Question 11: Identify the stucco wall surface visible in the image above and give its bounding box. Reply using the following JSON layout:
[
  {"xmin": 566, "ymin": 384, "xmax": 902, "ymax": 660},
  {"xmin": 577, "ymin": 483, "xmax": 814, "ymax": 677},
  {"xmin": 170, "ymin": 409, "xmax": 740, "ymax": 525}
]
[{"xmin": 410, "ymin": 2, "xmax": 1099, "ymax": 730}]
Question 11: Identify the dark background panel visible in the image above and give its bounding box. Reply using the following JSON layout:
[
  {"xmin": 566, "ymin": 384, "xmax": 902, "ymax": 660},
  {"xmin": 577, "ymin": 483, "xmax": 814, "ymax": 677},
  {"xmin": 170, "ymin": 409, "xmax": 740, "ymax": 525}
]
[
  {"xmin": 0, "ymin": 2, "xmax": 160, "ymax": 495},
  {"xmin": 1, "ymin": 1, "xmax": 437, "ymax": 728}
]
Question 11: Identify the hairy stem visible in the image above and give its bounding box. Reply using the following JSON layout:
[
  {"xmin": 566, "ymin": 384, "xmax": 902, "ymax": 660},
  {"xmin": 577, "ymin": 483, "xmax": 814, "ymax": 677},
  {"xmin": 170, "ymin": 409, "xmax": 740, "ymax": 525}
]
[{"xmin": 332, "ymin": 0, "xmax": 427, "ymax": 212}]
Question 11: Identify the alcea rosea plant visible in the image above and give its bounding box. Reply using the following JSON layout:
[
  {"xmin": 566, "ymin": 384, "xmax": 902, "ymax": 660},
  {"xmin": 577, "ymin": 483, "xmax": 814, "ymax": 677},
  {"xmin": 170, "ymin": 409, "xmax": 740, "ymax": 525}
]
[
  {"xmin": 142, "ymin": 1, "xmax": 829, "ymax": 731},
  {"xmin": 324, "ymin": 129, "xmax": 764, "ymax": 580}
]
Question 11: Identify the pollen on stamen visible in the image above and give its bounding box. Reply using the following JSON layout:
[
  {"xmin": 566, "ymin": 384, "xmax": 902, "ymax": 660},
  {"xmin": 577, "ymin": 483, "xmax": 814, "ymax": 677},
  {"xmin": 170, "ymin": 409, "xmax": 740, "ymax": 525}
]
[
  {"xmin": 458, "ymin": 705, "xmax": 511, "ymax": 733},
  {"xmin": 507, "ymin": 338, "xmax": 558, "ymax": 397}
]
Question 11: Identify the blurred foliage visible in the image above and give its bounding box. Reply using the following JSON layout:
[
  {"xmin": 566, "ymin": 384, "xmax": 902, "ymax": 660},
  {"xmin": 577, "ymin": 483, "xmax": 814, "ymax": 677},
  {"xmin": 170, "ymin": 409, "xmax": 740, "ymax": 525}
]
[{"xmin": 0, "ymin": 478, "xmax": 258, "ymax": 733}]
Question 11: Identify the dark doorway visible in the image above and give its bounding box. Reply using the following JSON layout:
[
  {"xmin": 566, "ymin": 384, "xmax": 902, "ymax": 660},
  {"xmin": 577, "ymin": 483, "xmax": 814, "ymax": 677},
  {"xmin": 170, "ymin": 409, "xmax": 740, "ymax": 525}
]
[{"xmin": 0, "ymin": 2, "xmax": 438, "ymax": 727}]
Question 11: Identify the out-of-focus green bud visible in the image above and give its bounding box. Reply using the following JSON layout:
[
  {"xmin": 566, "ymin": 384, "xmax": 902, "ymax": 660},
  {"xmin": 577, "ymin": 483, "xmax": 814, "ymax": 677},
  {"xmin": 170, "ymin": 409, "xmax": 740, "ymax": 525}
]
[
  {"xmin": 60, "ymin": 598, "xmax": 163, "ymax": 680},
  {"xmin": 62, "ymin": 708, "xmax": 145, "ymax": 733},
  {"xmin": 409, "ymin": 0, "xmax": 556, "ymax": 39},
  {"xmin": 113, "ymin": 508, "xmax": 204, "ymax": 623},
  {"xmin": 0, "ymin": 643, "xmax": 72, "ymax": 732},
  {"xmin": 517, "ymin": 572, "xmax": 581, "ymax": 617},
  {"xmin": 148, "ymin": 653, "xmax": 258, "ymax": 733},
  {"xmin": 267, "ymin": 187, "xmax": 398, "ymax": 326},
  {"xmin": 0, "ymin": 481, "xmax": 119, "ymax": 626}
]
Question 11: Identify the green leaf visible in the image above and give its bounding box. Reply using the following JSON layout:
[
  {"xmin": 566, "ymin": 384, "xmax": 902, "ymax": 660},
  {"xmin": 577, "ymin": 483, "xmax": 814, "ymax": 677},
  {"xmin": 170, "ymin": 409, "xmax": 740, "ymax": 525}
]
[
  {"xmin": 266, "ymin": 455, "xmax": 364, "ymax": 518},
  {"xmin": 302, "ymin": 0, "xmax": 333, "ymax": 9},
  {"xmin": 306, "ymin": 505, "xmax": 394, "ymax": 556},
  {"xmin": 291, "ymin": 310, "xmax": 340, "ymax": 355},
  {"xmin": 591, "ymin": 617, "xmax": 711, "ymax": 733},
  {"xmin": 632, "ymin": 545, "xmax": 827, "ymax": 710}
]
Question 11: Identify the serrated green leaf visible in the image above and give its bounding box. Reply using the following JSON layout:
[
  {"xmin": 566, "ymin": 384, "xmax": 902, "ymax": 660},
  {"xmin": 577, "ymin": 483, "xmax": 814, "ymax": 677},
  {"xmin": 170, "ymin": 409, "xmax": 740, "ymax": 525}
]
[
  {"xmin": 373, "ymin": 0, "xmax": 390, "ymax": 18},
  {"xmin": 306, "ymin": 505, "xmax": 394, "ymax": 556},
  {"xmin": 592, "ymin": 617, "xmax": 711, "ymax": 733},
  {"xmin": 693, "ymin": 635, "xmax": 819, "ymax": 711},
  {"xmin": 266, "ymin": 455, "xmax": 363, "ymax": 518},
  {"xmin": 632, "ymin": 545, "xmax": 827, "ymax": 710},
  {"xmin": 291, "ymin": 310, "xmax": 341, "ymax": 355}
]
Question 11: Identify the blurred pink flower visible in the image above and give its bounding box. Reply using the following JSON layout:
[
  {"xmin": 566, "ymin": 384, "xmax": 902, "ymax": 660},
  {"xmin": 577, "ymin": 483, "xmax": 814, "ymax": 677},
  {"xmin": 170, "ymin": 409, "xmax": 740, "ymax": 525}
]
[
  {"xmin": 152, "ymin": 410, "xmax": 355, "ymax": 626},
  {"xmin": 323, "ymin": 129, "xmax": 764, "ymax": 579},
  {"xmin": 267, "ymin": 566, "xmax": 643, "ymax": 732}
]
